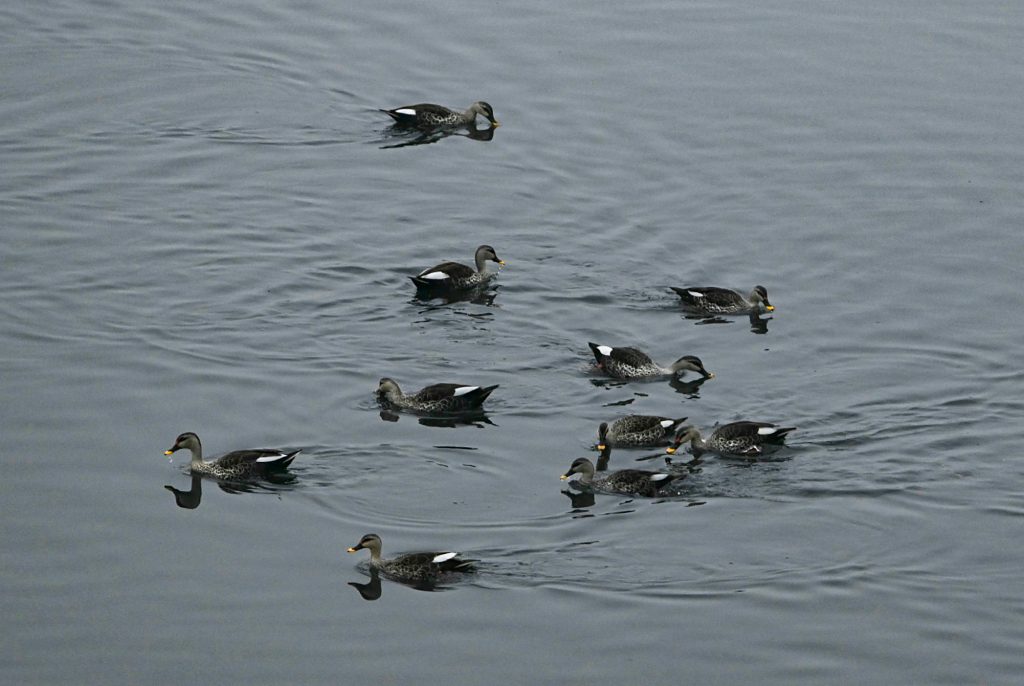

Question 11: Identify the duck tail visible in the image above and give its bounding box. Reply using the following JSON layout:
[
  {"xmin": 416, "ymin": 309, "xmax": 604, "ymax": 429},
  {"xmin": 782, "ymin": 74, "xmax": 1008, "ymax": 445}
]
[
  {"xmin": 280, "ymin": 449, "xmax": 301, "ymax": 468},
  {"xmin": 772, "ymin": 427, "xmax": 797, "ymax": 442},
  {"xmin": 478, "ymin": 384, "xmax": 499, "ymax": 400}
]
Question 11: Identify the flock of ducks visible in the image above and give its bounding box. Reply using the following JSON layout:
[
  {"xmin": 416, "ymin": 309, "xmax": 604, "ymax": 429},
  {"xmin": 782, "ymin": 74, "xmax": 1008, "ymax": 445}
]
[{"xmin": 164, "ymin": 101, "xmax": 795, "ymax": 588}]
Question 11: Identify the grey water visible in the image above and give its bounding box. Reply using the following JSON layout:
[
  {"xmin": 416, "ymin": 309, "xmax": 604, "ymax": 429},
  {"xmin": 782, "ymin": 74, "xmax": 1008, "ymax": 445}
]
[{"xmin": 3, "ymin": 0, "xmax": 1023, "ymax": 683}]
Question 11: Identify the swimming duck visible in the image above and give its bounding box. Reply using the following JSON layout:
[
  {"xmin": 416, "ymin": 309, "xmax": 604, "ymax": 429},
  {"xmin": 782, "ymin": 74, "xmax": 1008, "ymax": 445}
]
[
  {"xmin": 377, "ymin": 377, "xmax": 498, "ymax": 414},
  {"xmin": 588, "ymin": 342, "xmax": 714, "ymax": 381},
  {"xmin": 666, "ymin": 421, "xmax": 796, "ymax": 458},
  {"xmin": 346, "ymin": 533, "xmax": 476, "ymax": 583},
  {"xmin": 410, "ymin": 244, "xmax": 505, "ymax": 290},
  {"xmin": 380, "ymin": 101, "xmax": 499, "ymax": 129},
  {"xmin": 598, "ymin": 415, "xmax": 688, "ymax": 449},
  {"xmin": 670, "ymin": 285, "xmax": 774, "ymax": 315},
  {"xmin": 163, "ymin": 432, "xmax": 299, "ymax": 480},
  {"xmin": 560, "ymin": 455, "xmax": 679, "ymax": 497}
]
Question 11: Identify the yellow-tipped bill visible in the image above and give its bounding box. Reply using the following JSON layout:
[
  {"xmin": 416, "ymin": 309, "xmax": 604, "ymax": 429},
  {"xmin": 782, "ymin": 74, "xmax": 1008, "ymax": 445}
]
[
  {"xmin": 765, "ymin": 305, "xmax": 775, "ymax": 312},
  {"xmin": 707, "ymin": 372, "xmax": 716, "ymax": 379},
  {"xmin": 163, "ymin": 450, "xmax": 174, "ymax": 456},
  {"xmin": 666, "ymin": 446, "xmax": 677, "ymax": 455},
  {"xmin": 559, "ymin": 474, "xmax": 570, "ymax": 481},
  {"xmin": 597, "ymin": 444, "xmax": 606, "ymax": 451},
  {"xmin": 346, "ymin": 547, "xmax": 358, "ymax": 553},
  {"xmin": 492, "ymin": 121, "xmax": 501, "ymax": 127}
]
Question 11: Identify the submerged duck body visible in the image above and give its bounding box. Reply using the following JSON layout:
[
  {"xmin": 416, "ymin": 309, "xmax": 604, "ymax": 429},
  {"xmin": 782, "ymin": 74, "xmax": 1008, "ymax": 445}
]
[
  {"xmin": 347, "ymin": 533, "xmax": 476, "ymax": 584},
  {"xmin": 560, "ymin": 455, "xmax": 679, "ymax": 497},
  {"xmin": 380, "ymin": 101, "xmax": 499, "ymax": 129},
  {"xmin": 598, "ymin": 415, "xmax": 688, "ymax": 449},
  {"xmin": 164, "ymin": 432, "xmax": 299, "ymax": 480},
  {"xmin": 588, "ymin": 342, "xmax": 714, "ymax": 381},
  {"xmin": 410, "ymin": 244, "xmax": 504, "ymax": 291},
  {"xmin": 667, "ymin": 421, "xmax": 796, "ymax": 458},
  {"xmin": 671, "ymin": 285, "xmax": 774, "ymax": 315},
  {"xmin": 377, "ymin": 377, "xmax": 498, "ymax": 414}
]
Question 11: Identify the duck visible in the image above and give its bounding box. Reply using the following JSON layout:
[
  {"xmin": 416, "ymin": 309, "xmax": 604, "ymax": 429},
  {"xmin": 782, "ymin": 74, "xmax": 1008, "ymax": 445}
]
[
  {"xmin": 670, "ymin": 285, "xmax": 774, "ymax": 315},
  {"xmin": 666, "ymin": 421, "xmax": 796, "ymax": 458},
  {"xmin": 410, "ymin": 244, "xmax": 505, "ymax": 290},
  {"xmin": 598, "ymin": 415, "xmax": 688, "ymax": 449},
  {"xmin": 588, "ymin": 342, "xmax": 714, "ymax": 381},
  {"xmin": 346, "ymin": 533, "xmax": 476, "ymax": 583},
  {"xmin": 377, "ymin": 377, "xmax": 498, "ymax": 414},
  {"xmin": 163, "ymin": 432, "xmax": 299, "ymax": 480},
  {"xmin": 560, "ymin": 454, "xmax": 679, "ymax": 497},
  {"xmin": 380, "ymin": 101, "xmax": 499, "ymax": 129}
]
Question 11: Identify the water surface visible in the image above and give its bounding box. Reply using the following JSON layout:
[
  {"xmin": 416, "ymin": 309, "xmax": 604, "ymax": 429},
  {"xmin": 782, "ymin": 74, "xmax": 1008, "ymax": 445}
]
[{"xmin": 3, "ymin": 1, "xmax": 1024, "ymax": 684}]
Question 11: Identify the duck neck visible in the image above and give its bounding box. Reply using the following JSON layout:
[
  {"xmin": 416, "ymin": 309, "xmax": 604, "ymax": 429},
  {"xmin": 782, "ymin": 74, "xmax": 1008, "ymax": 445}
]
[
  {"xmin": 474, "ymin": 250, "xmax": 489, "ymax": 273},
  {"xmin": 186, "ymin": 442, "xmax": 204, "ymax": 468},
  {"xmin": 366, "ymin": 542, "xmax": 384, "ymax": 565}
]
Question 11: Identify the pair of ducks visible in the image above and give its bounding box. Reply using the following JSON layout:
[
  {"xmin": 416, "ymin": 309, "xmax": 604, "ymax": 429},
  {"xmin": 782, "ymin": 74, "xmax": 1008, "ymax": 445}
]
[
  {"xmin": 594, "ymin": 413, "xmax": 795, "ymax": 459},
  {"xmin": 588, "ymin": 284, "xmax": 774, "ymax": 379},
  {"xmin": 161, "ymin": 435, "xmax": 476, "ymax": 585},
  {"xmin": 560, "ymin": 414, "xmax": 797, "ymax": 498}
]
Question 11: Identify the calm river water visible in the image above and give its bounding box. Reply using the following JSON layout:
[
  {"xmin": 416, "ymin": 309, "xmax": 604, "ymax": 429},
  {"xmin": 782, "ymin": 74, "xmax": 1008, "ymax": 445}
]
[{"xmin": 3, "ymin": 1, "xmax": 1023, "ymax": 684}]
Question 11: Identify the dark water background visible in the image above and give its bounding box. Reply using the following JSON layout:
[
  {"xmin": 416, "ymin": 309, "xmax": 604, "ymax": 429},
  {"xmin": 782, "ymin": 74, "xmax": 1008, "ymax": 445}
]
[{"xmin": 3, "ymin": 1, "xmax": 1023, "ymax": 683}]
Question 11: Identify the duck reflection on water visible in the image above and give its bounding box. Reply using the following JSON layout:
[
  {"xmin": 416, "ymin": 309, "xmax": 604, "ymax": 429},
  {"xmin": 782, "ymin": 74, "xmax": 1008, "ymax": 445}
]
[
  {"xmin": 348, "ymin": 567, "xmax": 383, "ymax": 601},
  {"xmin": 163, "ymin": 471, "xmax": 297, "ymax": 510},
  {"xmin": 380, "ymin": 121, "xmax": 497, "ymax": 149},
  {"xmin": 686, "ymin": 311, "xmax": 772, "ymax": 335},
  {"xmin": 164, "ymin": 475, "xmax": 203, "ymax": 510},
  {"xmin": 378, "ymin": 408, "xmax": 495, "ymax": 428},
  {"xmin": 412, "ymin": 284, "xmax": 500, "ymax": 307}
]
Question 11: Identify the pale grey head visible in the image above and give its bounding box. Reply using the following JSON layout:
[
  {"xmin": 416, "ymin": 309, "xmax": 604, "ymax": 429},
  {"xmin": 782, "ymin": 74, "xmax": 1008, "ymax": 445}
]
[
  {"xmin": 468, "ymin": 101, "xmax": 499, "ymax": 126},
  {"xmin": 473, "ymin": 244, "xmax": 504, "ymax": 272},
  {"xmin": 377, "ymin": 377, "xmax": 402, "ymax": 401},
  {"xmin": 669, "ymin": 355, "xmax": 714, "ymax": 378}
]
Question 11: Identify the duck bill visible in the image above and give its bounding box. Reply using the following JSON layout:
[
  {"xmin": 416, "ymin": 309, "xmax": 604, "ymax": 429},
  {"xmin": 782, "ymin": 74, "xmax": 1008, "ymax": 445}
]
[
  {"xmin": 163, "ymin": 449, "xmax": 175, "ymax": 456},
  {"xmin": 765, "ymin": 305, "xmax": 775, "ymax": 312},
  {"xmin": 596, "ymin": 444, "xmax": 606, "ymax": 452},
  {"xmin": 559, "ymin": 474, "xmax": 571, "ymax": 481},
  {"xmin": 346, "ymin": 547, "xmax": 360, "ymax": 554},
  {"xmin": 665, "ymin": 446, "xmax": 677, "ymax": 455}
]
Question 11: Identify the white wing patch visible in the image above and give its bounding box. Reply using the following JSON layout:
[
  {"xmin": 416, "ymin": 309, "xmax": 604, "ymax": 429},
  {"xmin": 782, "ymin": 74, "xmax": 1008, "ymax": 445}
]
[
  {"xmin": 651, "ymin": 473, "xmax": 670, "ymax": 481},
  {"xmin": 660, "ymin": 420, "xmax": 674, "ymax": 428},
  {"xmin": 596, "ymin": 345, "xmax": 613, "ymax": 356},
  {"xmin": 687, "ymin": 290, "xmax": 705, "ymax": 298},
  {"xmin": 396, "ymin": 108, "xmax": 417, "ymax": 115},
  {"xmin": 256, "ymin": 453, "xmax": 285, "ymax": 462},
  {"xmin": 757, "ymin": 427, "xmax": 779, "ymax": 435},
  {"xmin": 432, "ymin": 552, "xmax": 458, "ymax": 564},
  {"xmin": 420, "ymin": 271, "xmax": 449, "ymax": 280},
  {"xmin": 452, "ymin": 386, "xmax": 479, "ymax": 397}
]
